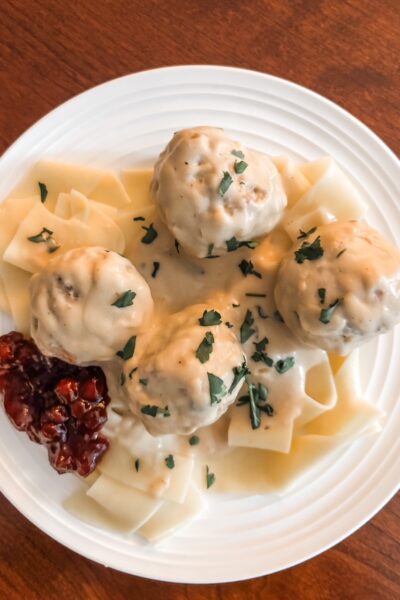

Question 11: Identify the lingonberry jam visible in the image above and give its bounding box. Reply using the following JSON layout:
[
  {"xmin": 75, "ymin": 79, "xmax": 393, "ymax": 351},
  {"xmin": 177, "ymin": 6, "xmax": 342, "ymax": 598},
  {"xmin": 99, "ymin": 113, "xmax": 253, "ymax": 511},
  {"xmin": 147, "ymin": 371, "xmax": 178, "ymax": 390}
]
[{"xmin": 0, "ymin": 331, "xmax": 110, "ymax": 476}]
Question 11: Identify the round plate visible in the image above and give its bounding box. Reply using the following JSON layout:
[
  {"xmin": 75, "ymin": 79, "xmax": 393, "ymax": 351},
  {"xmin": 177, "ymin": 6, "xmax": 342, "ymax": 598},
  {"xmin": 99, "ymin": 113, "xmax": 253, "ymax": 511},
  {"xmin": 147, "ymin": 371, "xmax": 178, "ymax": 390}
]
[{"xmin": 0, "ymin": 66, "xmax": 399, "ymax": 583}]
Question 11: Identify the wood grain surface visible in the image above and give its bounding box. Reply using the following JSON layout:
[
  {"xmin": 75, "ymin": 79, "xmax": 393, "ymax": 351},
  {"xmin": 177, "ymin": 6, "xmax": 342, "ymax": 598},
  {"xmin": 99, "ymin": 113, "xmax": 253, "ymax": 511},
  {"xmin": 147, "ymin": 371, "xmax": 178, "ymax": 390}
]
[{"xmin": 0, "ymin": 1, "xmax": 399, "ymax": 598}]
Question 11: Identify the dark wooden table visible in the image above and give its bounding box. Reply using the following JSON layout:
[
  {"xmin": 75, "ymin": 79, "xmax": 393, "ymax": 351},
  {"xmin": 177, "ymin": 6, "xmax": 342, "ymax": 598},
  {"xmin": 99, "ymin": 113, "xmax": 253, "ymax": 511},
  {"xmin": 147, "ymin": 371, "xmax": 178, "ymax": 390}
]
[{"xmin": 0, "ymin": 1, "xmax": 399, "ymax": 598}]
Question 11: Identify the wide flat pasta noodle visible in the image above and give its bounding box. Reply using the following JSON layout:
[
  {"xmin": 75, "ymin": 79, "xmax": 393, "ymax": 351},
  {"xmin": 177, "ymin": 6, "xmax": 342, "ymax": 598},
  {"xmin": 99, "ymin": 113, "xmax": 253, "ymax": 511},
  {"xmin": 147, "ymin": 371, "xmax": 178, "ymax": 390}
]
[
  {"xmin": 121, "ymin": 168, "xmax": 154, "ymax": 208},
  {"xmin": 283, "ymin": 157, "xmax": 367, "ymax": 240},
  {"xmin": 272, "ymin": 156, "xmax": 311, "ymax": 208}
]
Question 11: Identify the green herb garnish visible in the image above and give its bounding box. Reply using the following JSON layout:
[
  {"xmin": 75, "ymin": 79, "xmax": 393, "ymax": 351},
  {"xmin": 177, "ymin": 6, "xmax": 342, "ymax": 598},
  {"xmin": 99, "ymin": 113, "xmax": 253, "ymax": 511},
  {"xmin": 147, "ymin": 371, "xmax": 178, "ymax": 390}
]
[
  {"xmin": 38, "ymin": 182, "xmax": 48, "ymax": 203},
  {"xmin": 297, "ymin": 226, "xmax": 317, "ymax": 240},
  {"xmin": 318, "ymin": 288, "xmax": 326, "ymax": 304},
  {"xmin": 189, "ymin": 435, "xmax": 200, "ymax": 446},
  {"xmin": 237, "ymin": 380, "xmax": 273, "ymax": 429},
  {"xmin": 196, "ymin": 331, "xmax": 215, "ymax": 364},
  {"xmin": 320, "ymin": 298, "xmax": 340, "ymax": 324},
  {"xmin": 234, "ymin": 160, "xmax": 248, "ymax": 174},
  {"xmin": 336, "ymin": 248, "xmax": 346, "ymax": 258},
  {"xmin": 231, "ymin": 149, "xmax": 245, "ymax": 159},
  {"xmin": 174, "ymin": 239, "xmax": 180, "ymax": 253},
  {"xmin": 238, "ymin": 259, "xmax": 262, "ymax": 279},
  {"xmin": 151, "ymin": 261, "xmax": 160, "ymax": 278},
  {"xmin": 226, "ymin": 237, "xmax": 259, "ymax": 252},
  {"xmin": 240, "ymin": 309, "xmax": 256, "ymax": 343},
  {"xmin": 134, "ymin": 458, "xmax": 140, "ymax": 472},
  {"xmin": 275, "ymin": 356, "xmax": 295, "ymax": 374},
  {"xmin": 232, "ymin": 303, "xmax": 240, "ymax": 308},
  {"xmin": 219, "ymin": 171, "xmax": 233, "ymax": 195},
  {"xmin": 165, "ymin": 454, "xmax": 175, "ymax": 469},
  {"xmin": 199, "ymin": 309, "xmax": 222, "ymax": 326},
  {"xmin": 206, "ymin": 243, "xmax": 219, "ymax": 259},
  {"xmin": 139, "ymin": 378, "xmax": 148, "ymax": 386},
  {"xmin": 206, "ymin": 465, "xmax": 216, "ymax": 488},
  {"xmin": 229, "ymin": 360, "xmax": 251, "ymax": 393},
  {"xmin": 251, "ymin": 337, "xmax": 274, "ymax": 367},
  {"xmin": 141, "ymin": 405, "xmax": 170, "ymax": 417},
  {"xmin": 294, "ymin": 236, "xmax": 324, "ymax": 263},
  {"xmin": 116, "ymin": 335, "xmax": 136, "ymax": 360},
  {"xmin": 207, "ymin": 372, "xmax": 228, "ymax": 405},
  {"xmin": 245, "ymin": 293, "xmax": 266, "ymax": 298},
  {"xmin": 256, "ymin": 305, "xmax": 268, "ymax": 319},
  {"xmin": 133, "ymin": 216, "xmax": 145, "ymax": 221},
  {"xmin": 128, "ymin": 367, "xmax": 138, "ymax": 379},
  {"xmin": 27, "ymin": 227, "xmax": 59, "ymax": 253},
  {"xmin": 141, "ymin": 223, "xmax": 158, "ymax": 244},
  {"xmin": 112, "ymin": 289, "xmax": 136, "ymax": 308},
  {"xmin": 225, "ymin": 321, "xmax": 234, "ymax": 328}
]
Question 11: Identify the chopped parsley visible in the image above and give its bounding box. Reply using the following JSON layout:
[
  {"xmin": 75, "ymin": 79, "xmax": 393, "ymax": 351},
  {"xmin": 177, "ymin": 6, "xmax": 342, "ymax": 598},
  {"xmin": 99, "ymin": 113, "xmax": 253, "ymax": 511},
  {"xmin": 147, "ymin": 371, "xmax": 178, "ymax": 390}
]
[
  {"xmin": 231, "ymin": 149, "xmax": 245, "ymax": 159},
  {"xmin": 225, "ymin": 321, "xmax": 234, "ymax": 328},
  {"xmin": 251, "ymin": 337, "xmax": 274, "ymax": 367},
  {"xmin": 256, "ymin": 305, "xmax": 268, "ymax": 319},
  {"xmin": 297, "ymin": 226, "xmax": 317, "ymax": 240},
  {"xmin": 336, "ymin": 248, "xmax": 346, "ymax": 258},
  {"xmin": 240, "ymin": 309, "xmax": 256, "ymax": 343},
  {"xmin": 27, "ymin": 227, "xmax": 59, "ymax": 253},
  {"xmin": 318, "ymin": 288, "xmax": 326, "ymax": 304},
  {"xmin": 128, "ymin": 367, "xmax": 138, "ymax": 379},
  {"xmin": 189, "ymin": 435, "xmax": 200, "ymax": 446},
  {"xmin": 141, "ymin": 223, "xmax": 158, "ymax": 244},
  {"xmin": 219, "ymin": 171, "xmax": 233, "ymax": 195},
  {"xmin": 133, "ymin": 216, "xmax": 145, "ymax": 221},
  {"xmin": 139, "ymin": 378, "xmax": 148, "ymax": 386},
  {"xmin": 116, "ymin": 335, "xmax": 136, "ymax": 360},
  {"xmin": 229, "ymin": 360, "xmax": 251, "ymax": 393},
  {"xmin": 141, "ymin": 405, "xmax": 170, "ymax": 417},
  {"xmin": 226, "ymin": 237, "xmax": 258, "ymax": 252},
  {"xmin": 112, "ymin": 289, "xmax": 136, "ymax": 307},
  {"xmin": 151, "ymin": 261, "xmax": 160, "ymax": 278},
  {"xmin": 294, "ymin": 236, "xmax": 324, "ymax": 263},
  {"xmin": 275, "ymin": 356, "xmax": 295, "ymax": 374},
  {"xmin": 320, "ymin": 298, "xmax": 340, "ymax": 324},
  {"xmin": 245, "ymin": 292, "xmax": 266, "ymax": 298},
  {"xmin": 134, "ymin": 458, "xmax": 140, "ymax": 472},
  {"xmin": 207, "ymin": 372, "xmax": 228, "ymax": 405},
  {"xmin": 199, "ymin": 309, "xmax": 222, "ymax": 326},
  {"xmin": 206, "ymin": 465, "xmax": 216, "ymax": 489},
  {"xmin": 206, "ymin": 243, "xmax": 219, "ymax": 259},
  {"xmin": 232, "ymin": 303, "xmax": 240, "ymax": 308},
  {"xmin": 165, "ymin": 454, "xmax": 175, "ymax": 469},
  {"xmin": 238, "ymin": 259, "xmax": 262, "ymax": 279},
  {"xmin": 38, "ymin": 182, "xmax": 48, "ymax": 203},
  {"xmin": 237, "ymin": 380, "xmax": 273, "ymax": 429},
  {"xmin": 234, "ymin": 160, "xmax": 248, "ymax": 174},
  {"xmin": 196, "ymin": 331, "xmax": 214, "ymax": 364}
]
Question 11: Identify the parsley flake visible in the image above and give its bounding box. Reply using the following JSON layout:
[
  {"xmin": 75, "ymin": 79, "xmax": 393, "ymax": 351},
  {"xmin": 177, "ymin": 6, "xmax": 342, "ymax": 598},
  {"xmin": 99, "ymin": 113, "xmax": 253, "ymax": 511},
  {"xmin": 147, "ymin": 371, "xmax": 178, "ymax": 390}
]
[
  {"xmin": 141, "ymin": 223, "xmax": 158, "ymax": 244},
  {"xmin": 320, "ymin": 298, "xmax": 340, "ymax": 324},
  {"xmin": 234, "ymin": 160, "xmax": 248, "ymax": 174},
  {"xmin": 38, "ymin": 182, "xmax": 48, "ymax": 203},
  {"xmin": 116, "ymin": 336, "xmax": 136, "ymax": 360},
  {"xmin": 256, "ymin": 305, "xmax": 268, "ymax": 319},
  {"xmin": 141, "ymin": 405, "xmax": 170, "ymax": 417},
  {"xmin": 165, "ymin": 454, "xmax": 175, "ymax": 469},
  {"xmin": 133, "ymin": 216, "xmax": 145, "ymax": 221},
  {"xmin": 139, "ymin": 378, "xmax": 148, "ymax": 386},
  {"xmin": 336, "ymin": 248, "xmax": 346, "ymax": 258},
  {"xmin": 189, "ymin": 435, "xmax": 200, "ymax": 446},
  {"xmin": 297, "ymin": 226, "xmax": 317, "ymax": 240},
  {"xmin": 27, "ymin": 227, "xmax": 60, "ymax": 253},
  {"xmin": 151, "ymin": 261, "xmax": 160, "ymax": 278},
  {"xmin": 112, "ymin": 289, "xmax": 136, "ymax": 308},
  {"xmin": 207, "ymin": 372, "xmax": 228, "ymax": 405},
  {"xmin": 199, "ymin": 309, "xmax": 222, "ymax": 326},
  {"xmin": 231, "ymin": 149, "xmax": 244, "ymax": 159},
  {"xmin": 196, "ymin": 331, "xmax": 215, "ymax": 363},
  {"xmin": 226, "ymin": 237, "xmax": 258, "ymax": 252},
  {"xmin": 237, "ymin": 381, "xmax": 273, "ymax": 429},
  {"xmin": 245, "ymin": 292, "xmax": 266, "ymax": 298},
  {"xmin": 229, "ymin": 360, "xmax": 251, "ymax": 393},
  {"xmin": 318, "ymin": 288, "xmax": 326, "ymax": 304},
  {"xmin": 206, "ymin": 465, "xmax": 216, "ymax": 489},
  {"xmin": 295, "ymin": 236, "xmax": 324, "ymax": 263},
  {"xmin": 240, "ymin": 309, "xmax": 256, "ymax": 343},
  {"xmin": 219, "ymin": 171, "xmax": 233, "ymax": 195},
  {"xmin": 275, "ymin": 356, "xmax": 295, "ymax": 374},
  {"xmin": 206, "ymin": 243, "xmax": 220, "ymax": 259},
  {"xmin": 134, "ymin": 458, "xmax": 140, "ymax": 472},
  {"xmin": 251, "ymin": 337, "xmax": 273, "ymax": 367},
  {"xmin": 238, "ymin": 259, "xmax": 262, "ymax": 279},
  {"xmin": 225, "ymin": 321, "xmax": 234, "ymax": 328}
]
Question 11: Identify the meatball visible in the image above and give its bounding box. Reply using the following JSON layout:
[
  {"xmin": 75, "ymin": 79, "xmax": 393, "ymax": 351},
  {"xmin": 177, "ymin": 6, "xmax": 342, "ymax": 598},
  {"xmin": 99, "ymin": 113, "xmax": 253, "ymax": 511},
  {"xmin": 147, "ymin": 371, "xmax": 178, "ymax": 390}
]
[
  {"xmin": 274, "ymin": 221, "xmax": 400, "ymax": 354},
  {"xmin": 124, "ymin": 304, "xmax": 245, "ymax": 435},
  {"xmin": 151, "ymin": 127, "xmax": 287, "ymax": 258},
  {"xmin": 30, "ymin": 247, "xmax": 154, "ymax": 364}
]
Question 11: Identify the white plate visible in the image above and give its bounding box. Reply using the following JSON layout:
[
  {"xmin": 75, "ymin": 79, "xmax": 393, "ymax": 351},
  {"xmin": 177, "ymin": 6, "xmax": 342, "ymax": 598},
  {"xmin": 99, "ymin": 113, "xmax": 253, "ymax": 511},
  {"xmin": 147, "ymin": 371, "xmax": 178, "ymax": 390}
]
[{"xmin": 0, "ymin": 66, "xmax": 399, "ymax": 584}]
